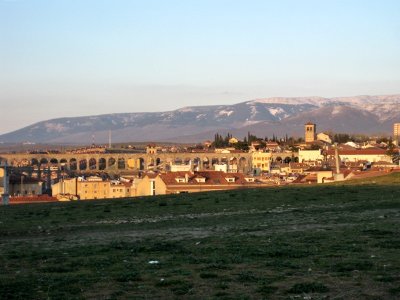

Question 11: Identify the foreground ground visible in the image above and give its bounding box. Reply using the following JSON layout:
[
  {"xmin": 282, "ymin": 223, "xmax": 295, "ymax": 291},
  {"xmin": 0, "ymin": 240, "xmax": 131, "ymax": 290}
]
[{"xmin": 1, "ymin": 174, "xmax": 400, "ymax": 299}]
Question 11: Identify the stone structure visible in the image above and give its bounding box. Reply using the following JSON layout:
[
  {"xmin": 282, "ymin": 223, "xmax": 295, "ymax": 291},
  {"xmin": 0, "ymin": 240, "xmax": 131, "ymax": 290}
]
[
  {"xmin": 394, "ymin": 123, "xmax": 400, "ymax": 145},
  {"xmin": 305, "ymin": 122, "xmax": 316, "ymax": 143},
  {"xmin": 0, "ymin": 152, "xmax": 253, "ymax": 175}
]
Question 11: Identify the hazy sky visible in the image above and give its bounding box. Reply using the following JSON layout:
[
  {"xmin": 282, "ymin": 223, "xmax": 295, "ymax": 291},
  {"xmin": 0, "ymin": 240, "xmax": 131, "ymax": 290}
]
[{"xmin": 1, "ymin": 0, "xmax": 400, "ymax": 134}]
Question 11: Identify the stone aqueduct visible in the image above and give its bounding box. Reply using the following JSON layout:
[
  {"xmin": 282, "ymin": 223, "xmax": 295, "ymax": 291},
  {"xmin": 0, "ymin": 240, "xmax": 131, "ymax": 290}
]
[
  {"xmin": 0, "ymin": 152, "xmax": 253, "ymax": 173},
  {"xmin": 0, "ymin": 151, "xmax": 298, "ymax": 174}
]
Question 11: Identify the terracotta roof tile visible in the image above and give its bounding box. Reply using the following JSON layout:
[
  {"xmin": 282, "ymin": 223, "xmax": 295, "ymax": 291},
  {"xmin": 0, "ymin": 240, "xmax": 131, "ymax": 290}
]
[{"xmin": 327, "ymin": 149, "xmax": 387, "ymax": 155}]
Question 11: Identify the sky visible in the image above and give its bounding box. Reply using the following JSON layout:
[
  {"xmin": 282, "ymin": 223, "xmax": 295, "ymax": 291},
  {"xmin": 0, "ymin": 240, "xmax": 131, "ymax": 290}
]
[{"xmin": 1, "ymin": 0, "xmax": 400, "ymax": 134}]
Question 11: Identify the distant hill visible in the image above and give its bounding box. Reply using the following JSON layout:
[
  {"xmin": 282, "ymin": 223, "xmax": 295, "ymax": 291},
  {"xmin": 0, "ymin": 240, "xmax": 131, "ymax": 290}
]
[{"xmin": 1, "ymin": 94, "xmax": 399, "ymax": 144}]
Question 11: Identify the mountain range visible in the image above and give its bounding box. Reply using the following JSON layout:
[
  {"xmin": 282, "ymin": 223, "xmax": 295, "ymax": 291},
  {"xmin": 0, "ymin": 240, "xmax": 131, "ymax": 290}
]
[{"xmin": 1, "ymin": 94, "xmax": 400, "ymax": 144}]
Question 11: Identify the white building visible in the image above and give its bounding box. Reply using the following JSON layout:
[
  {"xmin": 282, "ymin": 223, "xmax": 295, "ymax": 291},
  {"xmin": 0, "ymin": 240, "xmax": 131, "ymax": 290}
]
[{"xmin": 299, "ymin": 150, "xmax": 323, "ymax": 162}]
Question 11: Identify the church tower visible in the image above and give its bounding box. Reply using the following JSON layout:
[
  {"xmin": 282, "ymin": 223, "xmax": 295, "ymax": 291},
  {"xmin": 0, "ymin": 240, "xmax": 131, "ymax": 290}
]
[{"xmin": 305, "ymin": 122, "xmax": 316, "ymax": 143}]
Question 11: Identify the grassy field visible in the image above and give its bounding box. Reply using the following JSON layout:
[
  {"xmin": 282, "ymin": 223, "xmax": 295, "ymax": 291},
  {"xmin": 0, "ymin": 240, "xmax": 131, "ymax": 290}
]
[{"xmin": 1, "ymin": 174, "xmax": 400, "ymax": 299}]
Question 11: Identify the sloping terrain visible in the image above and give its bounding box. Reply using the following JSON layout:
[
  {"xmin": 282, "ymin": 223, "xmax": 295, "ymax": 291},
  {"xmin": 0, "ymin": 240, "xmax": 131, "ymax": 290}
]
[
  {"xmin": 1, "ymin": 94, "xmax": 399, "ymax": 143},
  {"xmin": 0, "ymin": 173, "xmax": 399, "ymax": 299}
]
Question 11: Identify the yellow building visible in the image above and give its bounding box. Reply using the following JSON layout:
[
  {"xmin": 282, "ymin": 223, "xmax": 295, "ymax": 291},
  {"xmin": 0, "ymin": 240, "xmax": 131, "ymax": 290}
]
[
  {"xmin": 229, "ymin": 137, "xmax": 239, "ymax": 144},
  {"xmin": 109, "ymin": 181, "xmax": 133, "ymax": 198},
  {"xmin": 251, "ymin": 152, "xmax": 272, "ymax": 172},
  {"xmin": 134, "ymin": 174, "xmax": 166, "ymax": 196},
  {"xmin": 146, "ymin": 145, "xmax": 159, "ymax": 154},
  {"xmin": 52, "ymin": 176, "xmax": 134, "ymax": 200},
  {"xmin": 78, "ymin": 178, "xmax": 110, "ymax": 200}
]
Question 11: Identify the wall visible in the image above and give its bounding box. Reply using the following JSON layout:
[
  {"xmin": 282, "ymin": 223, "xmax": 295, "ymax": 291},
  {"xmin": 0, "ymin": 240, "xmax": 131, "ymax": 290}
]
[
  {"xmin": 77, "ymin": 181, "xmax": 110, "ymax": 200},
  {"xmin": 299, "ymin": 150, "xmax": 322, "ymax": 162},
  {"xmin": 338, "ymin": 154, "xmax": 392, "ymax": 163},
  {"xmin": 135, "ymin": 176, "xmax": 167, "ymax": 196},
  {"xmin": 9, "ymin": 182, "xmax": 43, "ymax": 196},
  {"xmin": 252, "ymin": 152, "xmax": 272, "ymax": 171},
  {"xmin": 52, "ymin": 178, "xmax": 77, "ymax": 197}
]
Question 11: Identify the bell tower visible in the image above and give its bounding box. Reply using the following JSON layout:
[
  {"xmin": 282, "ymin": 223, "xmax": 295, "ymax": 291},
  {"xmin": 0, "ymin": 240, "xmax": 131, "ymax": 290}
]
[{"xmin": 305, "ymin": 122, "xmax": 316, "ymax": 143}]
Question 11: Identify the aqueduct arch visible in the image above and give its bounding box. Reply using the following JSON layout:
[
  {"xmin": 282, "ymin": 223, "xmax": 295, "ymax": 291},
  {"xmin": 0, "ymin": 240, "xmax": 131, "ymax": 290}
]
[{"xmin": 0, "ymin": 152, "xmax": 257, "ymax": 174}]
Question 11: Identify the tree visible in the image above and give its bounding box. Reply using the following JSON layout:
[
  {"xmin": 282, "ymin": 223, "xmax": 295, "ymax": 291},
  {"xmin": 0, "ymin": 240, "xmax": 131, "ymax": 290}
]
[
  {"xmin": 233, "ymin": 141, "xmax": 249, "ymax": 151},
  {"xmin": 386, "ymin": 137, "xmax": 397, "ymax": 160}
]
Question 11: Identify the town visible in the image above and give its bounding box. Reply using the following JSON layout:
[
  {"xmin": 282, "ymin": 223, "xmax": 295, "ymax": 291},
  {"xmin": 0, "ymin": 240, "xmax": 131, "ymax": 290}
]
[{"xmin": 1, "ymin": 122, "xmax": 400, "ymax": 205}]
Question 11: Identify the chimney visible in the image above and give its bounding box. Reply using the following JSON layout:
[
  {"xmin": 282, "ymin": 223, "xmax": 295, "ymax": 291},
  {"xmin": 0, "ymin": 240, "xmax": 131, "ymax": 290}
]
[{"xmin": 335, "ymin": 145, "xmax": 340, "ymax": 174}]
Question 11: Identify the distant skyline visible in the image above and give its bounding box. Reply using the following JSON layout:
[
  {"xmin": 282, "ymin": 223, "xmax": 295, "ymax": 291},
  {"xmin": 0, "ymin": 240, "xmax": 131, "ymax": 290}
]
[{"xmin": 1, "ymin": 0, "xmax": 400, "ymax": 134}]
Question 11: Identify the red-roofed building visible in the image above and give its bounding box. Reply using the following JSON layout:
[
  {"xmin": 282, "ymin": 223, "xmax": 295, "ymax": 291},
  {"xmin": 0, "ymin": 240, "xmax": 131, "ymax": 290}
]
[
  {"xmin": 9, "ymin": 195, "xmax": 57, "ymax": 205},
  {"xmin": 326, "ymin": 149, "xmax": 391, "ymax": 163},
  {"xmin": 135, "ymin": 171, "xmax": 260, "ymax": 196}
]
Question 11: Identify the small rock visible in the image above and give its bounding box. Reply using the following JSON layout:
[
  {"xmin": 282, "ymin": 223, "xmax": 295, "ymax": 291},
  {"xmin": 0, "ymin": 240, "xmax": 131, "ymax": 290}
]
[{"xmin": 148, "ymin": 260, "xmax": 159, "ymax": 264}]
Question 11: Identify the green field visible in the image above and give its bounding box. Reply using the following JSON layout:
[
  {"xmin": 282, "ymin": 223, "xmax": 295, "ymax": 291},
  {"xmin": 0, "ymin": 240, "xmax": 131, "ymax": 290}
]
[{"xmin": 1, "ymin": 174, "xmax": 400, "ymax": 299}]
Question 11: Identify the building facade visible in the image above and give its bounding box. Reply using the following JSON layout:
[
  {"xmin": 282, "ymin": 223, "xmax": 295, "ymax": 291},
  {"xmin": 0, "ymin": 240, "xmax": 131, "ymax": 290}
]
[
  {"xmin": 252, "ymin": 152, "xmax": 272, "ymax": 172},
  {"xmin": 52, "ymin": 176, "xmax": 134, "ymax": 200},
  {"xmin": 135, "ymin": 171, "xmax": 259, "ymax": 196}
]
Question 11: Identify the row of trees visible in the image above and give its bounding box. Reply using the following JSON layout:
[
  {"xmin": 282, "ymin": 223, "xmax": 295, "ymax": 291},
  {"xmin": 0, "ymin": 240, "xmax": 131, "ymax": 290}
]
[
  {"xmin": 213, "ymin": 131, "xmax": 397, "ymax": 147},
  {"xmin": 211, "ymin": 132, "xmax": 305, "ymax": 149}
]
